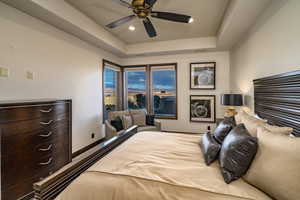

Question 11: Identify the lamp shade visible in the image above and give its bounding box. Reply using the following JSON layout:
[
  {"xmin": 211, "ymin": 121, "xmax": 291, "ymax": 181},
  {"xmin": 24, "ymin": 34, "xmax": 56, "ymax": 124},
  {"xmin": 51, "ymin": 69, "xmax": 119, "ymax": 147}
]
[{"xmin": 221, "ymin": 94, "xmax": 243, "ymax": 106}]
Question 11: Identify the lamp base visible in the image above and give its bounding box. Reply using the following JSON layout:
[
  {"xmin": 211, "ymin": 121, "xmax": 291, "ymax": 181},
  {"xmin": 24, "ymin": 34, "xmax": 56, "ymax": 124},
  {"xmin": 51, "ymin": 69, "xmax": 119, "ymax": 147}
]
[{"xmin": 224, "ymin": 106, "xmax": 237, "ymax": 117}]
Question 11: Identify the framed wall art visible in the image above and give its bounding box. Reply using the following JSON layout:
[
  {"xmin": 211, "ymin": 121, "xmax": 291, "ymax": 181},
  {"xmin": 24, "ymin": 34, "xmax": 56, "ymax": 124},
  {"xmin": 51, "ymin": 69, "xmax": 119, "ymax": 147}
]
[
  {"xmin": 190, "ymin": 95, "xmax": 216, "ymax": 123},
  {"xmin": 190, "ymin": 62, "xmax": 216, "ymax": 90}
]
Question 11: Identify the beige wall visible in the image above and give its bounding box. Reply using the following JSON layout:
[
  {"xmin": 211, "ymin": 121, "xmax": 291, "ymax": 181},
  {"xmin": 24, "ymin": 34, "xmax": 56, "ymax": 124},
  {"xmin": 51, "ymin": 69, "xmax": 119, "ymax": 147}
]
[
  {"xmin": 122, "ymin": 51, "xmax": 230, "ymax": 133},
  {"xmin": 230, "ymin": 0, "xmax": 300, "ymax": 109},
  {"xmin": 0, "ymin": 2, "xmax": 120, "ymax": 152}
]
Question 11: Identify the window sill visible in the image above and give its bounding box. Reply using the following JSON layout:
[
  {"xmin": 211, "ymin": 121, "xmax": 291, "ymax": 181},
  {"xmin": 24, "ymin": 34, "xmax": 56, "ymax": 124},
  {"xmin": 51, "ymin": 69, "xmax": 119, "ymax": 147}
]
[{"xmin": 155, "ymin": 115, "xmax": 177, "ymax": 120}]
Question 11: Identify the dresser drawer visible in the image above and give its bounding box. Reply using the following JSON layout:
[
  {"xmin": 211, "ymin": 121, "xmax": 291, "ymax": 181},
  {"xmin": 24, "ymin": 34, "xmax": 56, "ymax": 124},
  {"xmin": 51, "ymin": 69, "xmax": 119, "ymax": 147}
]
[
  {"xmin": 2, "ymin": 119, "xmax": 69, "ymax": 156},
  {"xmin": 1, "ymin": 113, "xmax": 68, "ymax": 138},
  {"xmin": 2, "ymin": 139, "xmax": 70, "ymax": 189},
  {"xmin": 2, "ymin": 153, "xmax": 69, "ymax": 200},
  {"xmin": 0, "ymin": 102, "xmax": 69, "ymax": 123}
]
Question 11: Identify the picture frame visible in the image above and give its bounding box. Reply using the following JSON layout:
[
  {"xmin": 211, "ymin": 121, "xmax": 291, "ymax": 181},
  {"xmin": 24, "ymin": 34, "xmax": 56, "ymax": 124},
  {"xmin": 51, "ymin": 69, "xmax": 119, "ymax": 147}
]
[
  {"xmin": 190, "ymin": 95, "xmax": 216, "ymax": 123},
  {"xmin": 190, "ymin": 62, "xmax": 216, "ymax": 90}
]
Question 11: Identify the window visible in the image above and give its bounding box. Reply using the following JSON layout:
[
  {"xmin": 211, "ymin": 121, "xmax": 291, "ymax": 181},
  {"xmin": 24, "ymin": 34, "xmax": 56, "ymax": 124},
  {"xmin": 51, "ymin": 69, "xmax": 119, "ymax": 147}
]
[
  {"xmin": 123, "ymin": 63, "xmax": 177, "ymax": 119},
  {"xmin": 150, "ymin": 65, "xmax": 177, "ymax": 118},
  {"xmin": 103, "ymin": 60, "xmax": 122, "ymax": 121},
  {"xmin": 102, "ymin": 60, "xmax": 177, "ymax": 121},
  {"xmin": 124, "ymin": 67, "xmax": 147, "ymax": 110}
]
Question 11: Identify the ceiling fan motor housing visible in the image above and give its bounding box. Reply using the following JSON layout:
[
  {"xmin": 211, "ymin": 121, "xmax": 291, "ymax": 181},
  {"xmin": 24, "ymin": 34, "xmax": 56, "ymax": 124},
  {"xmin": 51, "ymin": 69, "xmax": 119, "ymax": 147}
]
[
  {"xmin": 132, "ymin": 0, "xmax": 152, "ymax": 18},
  {"xmin": 107, "ymin": 0, "xmax": 191, "ymax": 38}
]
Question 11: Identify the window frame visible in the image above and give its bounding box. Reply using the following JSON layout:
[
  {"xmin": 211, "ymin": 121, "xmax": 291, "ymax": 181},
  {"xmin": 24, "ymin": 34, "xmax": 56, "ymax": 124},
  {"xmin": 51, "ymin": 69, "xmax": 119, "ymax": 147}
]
[
  {"xmin": 123, "ymin": 63, "xmax": 178, "ymax": 120},
  {"xmin": 123, "ymin": 66, "xmax": 148, "ymax": 110},
  {"xmin": 102, "ymin": 59, "xmax": 123, "ymax": 123}
]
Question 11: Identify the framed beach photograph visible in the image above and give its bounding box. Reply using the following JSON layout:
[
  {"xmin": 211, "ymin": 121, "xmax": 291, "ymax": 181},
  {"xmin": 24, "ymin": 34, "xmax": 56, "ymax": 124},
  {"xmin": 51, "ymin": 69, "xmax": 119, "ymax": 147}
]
[
  {"xmin": 190, "ymin": 62, "xmax": 216, "ymax": 90},
  {"xmin": 190, "ymin": 95, "xmax": 216, "ymax": 123}
]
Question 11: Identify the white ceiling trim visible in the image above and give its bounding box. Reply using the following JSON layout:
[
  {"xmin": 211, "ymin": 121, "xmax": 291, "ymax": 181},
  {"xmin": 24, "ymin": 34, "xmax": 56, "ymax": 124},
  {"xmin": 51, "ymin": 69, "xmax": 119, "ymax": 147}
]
[
  {"xmin": 1, "ymin": 0, "xmax": 273, "ymax": 57},
  {"xmin": 126, "ymin": 37, "xmax": 216, "ymax": 56}
]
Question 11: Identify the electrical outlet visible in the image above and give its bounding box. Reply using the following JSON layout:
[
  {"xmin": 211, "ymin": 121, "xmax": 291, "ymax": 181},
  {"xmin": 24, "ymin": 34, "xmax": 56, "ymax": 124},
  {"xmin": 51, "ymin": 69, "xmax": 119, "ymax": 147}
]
[
  {"xmin": 91, "ymin": 133, "xmax": 95, "ymax": 139},
  {"xmin": 26, "ymin": 71, "xmax": 34, "ymax": 80},
  {"xmin": 0, "ymin": 67, "xmax": 9, "ymax": 77},
  {"xmin": 207, "ymin": 126, "xmax": 211, "ymax": 131}
]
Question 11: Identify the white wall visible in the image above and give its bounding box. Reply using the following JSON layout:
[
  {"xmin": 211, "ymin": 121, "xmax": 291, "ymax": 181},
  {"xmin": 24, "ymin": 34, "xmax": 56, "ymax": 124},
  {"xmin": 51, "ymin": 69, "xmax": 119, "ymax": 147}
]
[
  {"xmin": 230, "ymin": 0, "xmax": 300, "ymax": 109},
  {"xmin": 122, "ymin": 51, "xmax": 230, "ymax": 133},
  {"xmin": 0, "ymin": 2, "xmax": 120, "ymax": 152}
]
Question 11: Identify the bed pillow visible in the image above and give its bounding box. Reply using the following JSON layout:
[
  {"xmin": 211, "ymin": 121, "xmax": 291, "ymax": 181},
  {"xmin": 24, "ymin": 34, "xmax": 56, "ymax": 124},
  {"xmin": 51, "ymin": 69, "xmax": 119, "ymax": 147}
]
[
  {"xmin": 241, "ymin": 113, "xmax": 267, "ymax": 137},
  {"xmin": 219, "ymin": 124, "xmax": 258, "ymax": 184},
  {"xmin": 244, "ymin": 126, "xmax": 300, "ymax": 200},
  {"xmin": 122, "ymin": 115, "xmax": 133, "ymax": 130},
  {"xmin": 213, "ymin": 117, "xmax": 235, "ymax": 144},
  {"xmin": 264, "ymin": 124, "xmax": 293, "ymax": 135},
  {"xmin": 234, "ymin": 110, "xmax": 243, "ymax": 124},
  {"xmin": 200, "ymin": 132, "xmax": 221, "ymax": 165},
  {"xmin": 254, "ymin": 114, "xmax": 267, "ymax": 122},
  {"xmin": 110, "ymin": 116, "xmax": 124, "ymax": 132}
]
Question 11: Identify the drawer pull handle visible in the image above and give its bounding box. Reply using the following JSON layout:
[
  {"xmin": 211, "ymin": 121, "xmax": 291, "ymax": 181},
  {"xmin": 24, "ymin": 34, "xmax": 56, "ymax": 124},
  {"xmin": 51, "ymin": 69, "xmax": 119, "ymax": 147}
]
[
  {"xmin": 40, "ymin": 120, "xmax": 53, "ymax": 125},
  {"xmin": 39, "ymin": 144, "xmax": 53, "ymax": 152},
  {"xmin": 38, "ymin": 131, "xmax": 53, "ymax": 138},
  {"xmin": 39, "ymin": 158, "xmax": 53, "ymax": 166},
  {"xmin": 40, "ymin": 108, "xmax": 53, "ymax": 113}
]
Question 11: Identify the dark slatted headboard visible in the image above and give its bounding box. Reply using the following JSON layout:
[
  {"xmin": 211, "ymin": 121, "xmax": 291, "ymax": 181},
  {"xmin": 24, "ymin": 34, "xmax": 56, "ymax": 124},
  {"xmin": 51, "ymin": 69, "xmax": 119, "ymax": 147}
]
[{"xmin": 254, "ymin": 70, "xmax": 300, "ymax": 137}]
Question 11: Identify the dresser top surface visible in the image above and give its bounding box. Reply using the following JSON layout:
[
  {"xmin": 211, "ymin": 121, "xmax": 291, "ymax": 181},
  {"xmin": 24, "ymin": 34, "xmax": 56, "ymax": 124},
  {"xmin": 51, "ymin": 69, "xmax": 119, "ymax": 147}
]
[{"xmin": 0, "ymin": 99, "xmax": 71, "ymax": 107}]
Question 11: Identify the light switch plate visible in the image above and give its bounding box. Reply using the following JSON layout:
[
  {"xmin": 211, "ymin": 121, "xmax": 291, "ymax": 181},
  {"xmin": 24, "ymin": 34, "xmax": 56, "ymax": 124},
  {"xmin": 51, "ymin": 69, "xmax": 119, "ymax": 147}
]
[
  {"xmin": 26, "ymin": 71, "xmax": 34, "ymax": 80},
  {"xmin": 0, "ymin": 67, "xmax": 9, "ymax": 77}
]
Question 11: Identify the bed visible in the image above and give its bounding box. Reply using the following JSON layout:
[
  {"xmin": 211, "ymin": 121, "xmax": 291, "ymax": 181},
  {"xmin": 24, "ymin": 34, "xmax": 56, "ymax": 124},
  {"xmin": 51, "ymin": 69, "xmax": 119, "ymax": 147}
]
[
  {"xmin": 55, "ymin": 131, "xmax": 270, "ymax": 200},
  {"xmin": 34, "ymin": 70, "xmax": 300, "ymax": 200}
]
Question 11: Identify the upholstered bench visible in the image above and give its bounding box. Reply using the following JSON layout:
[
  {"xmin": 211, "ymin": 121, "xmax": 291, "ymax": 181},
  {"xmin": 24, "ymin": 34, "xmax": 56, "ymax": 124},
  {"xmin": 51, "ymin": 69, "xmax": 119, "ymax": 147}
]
[{"xmin": 105, "ymin": 109, "xmax": 161, "ymax": 139}]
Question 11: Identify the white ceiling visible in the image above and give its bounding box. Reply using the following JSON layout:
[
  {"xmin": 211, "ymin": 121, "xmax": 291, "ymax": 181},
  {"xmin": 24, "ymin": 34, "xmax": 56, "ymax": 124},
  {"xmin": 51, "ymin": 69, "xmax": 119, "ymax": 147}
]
[{"xmin": 66, "ymin": 0, "xmax": 230, "ymax": 44}]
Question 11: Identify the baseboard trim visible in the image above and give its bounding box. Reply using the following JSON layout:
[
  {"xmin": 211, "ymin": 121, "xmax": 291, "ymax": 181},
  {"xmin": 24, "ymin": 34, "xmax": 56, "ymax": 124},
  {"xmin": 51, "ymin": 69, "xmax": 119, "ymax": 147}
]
[{"xmin": 72, "ymin": 138, "xmax": 106, "ymax": 158}]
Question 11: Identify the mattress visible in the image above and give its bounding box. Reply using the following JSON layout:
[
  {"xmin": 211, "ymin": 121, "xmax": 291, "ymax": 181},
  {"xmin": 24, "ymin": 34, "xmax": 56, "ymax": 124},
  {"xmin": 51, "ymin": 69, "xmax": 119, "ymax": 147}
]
[{"xmin": 56, "ymin": 131, "xmax": 271, "ymax": 200}]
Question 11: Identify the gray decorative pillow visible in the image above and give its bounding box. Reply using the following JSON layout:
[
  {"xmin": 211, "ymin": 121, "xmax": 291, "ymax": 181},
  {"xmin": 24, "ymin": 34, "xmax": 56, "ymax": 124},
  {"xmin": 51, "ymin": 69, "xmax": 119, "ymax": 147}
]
[
  {"xmin": 110, "ymin": 116, "xmax": 124, "ymax": 132},
  {"xmin": 200, "ymin": 132, "xmax": 221, "ymax": 165},
  {"xmin": 219, "ymin": 123, "xmax": 258, "ymax": 184},
  {"xmin": 214, "ymin": 118, "xmax": 235, "ymax": 144}
]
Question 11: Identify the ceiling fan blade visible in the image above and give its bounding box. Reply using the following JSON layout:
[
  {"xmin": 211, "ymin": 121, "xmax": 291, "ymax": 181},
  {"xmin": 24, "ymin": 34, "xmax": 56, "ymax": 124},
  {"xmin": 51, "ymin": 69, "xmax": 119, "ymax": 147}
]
[
  {"xmin": 143, "ymin": 18, "xmax": 157, "ymax": 38},
  {"xmin": 151, "ymin": 11, "xmax": 191, "ymax": 23},
  {"xmin": 112, "ymin": 0, "xmax": 132, "ymax": 8},
  {"xmin": 106, "ymin": 15, "xmax": 136, "ymax": 28},
  {"xmin": 145, "ymin": 0, "xmax": 157, "ymax": 7}
]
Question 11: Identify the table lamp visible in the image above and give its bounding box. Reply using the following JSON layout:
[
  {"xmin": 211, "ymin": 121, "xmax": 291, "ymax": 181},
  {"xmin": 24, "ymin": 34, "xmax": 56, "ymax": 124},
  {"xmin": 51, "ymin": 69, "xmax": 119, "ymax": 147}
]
[{"xmin": 221, "ymin": 94, "xmax": 243, "ymax": 117}]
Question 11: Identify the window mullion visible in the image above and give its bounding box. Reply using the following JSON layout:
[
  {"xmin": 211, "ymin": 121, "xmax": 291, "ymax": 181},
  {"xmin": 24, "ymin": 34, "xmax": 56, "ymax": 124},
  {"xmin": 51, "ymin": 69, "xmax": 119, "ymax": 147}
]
[{"xmin": 146, "ymin": 65, "xmax": 152, "ymax": 114}]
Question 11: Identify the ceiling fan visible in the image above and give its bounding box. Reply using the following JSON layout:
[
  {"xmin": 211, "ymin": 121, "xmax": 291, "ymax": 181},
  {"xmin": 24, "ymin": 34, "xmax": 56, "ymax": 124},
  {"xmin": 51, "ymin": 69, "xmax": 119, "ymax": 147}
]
[{"xmin": 106, "ymin": 0, "xmax": 192, "ymax": 38}]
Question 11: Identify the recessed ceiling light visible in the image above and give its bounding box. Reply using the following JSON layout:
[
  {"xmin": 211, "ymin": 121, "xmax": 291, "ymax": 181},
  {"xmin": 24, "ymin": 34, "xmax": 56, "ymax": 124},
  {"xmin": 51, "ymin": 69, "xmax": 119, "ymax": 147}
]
[
  {"xmin": 189, "ymin": 17, "xmax": 194, "ymax": 23},
  {"xmin": 129, "ymin": 26, "xmax": 135, "ymax": 31}
]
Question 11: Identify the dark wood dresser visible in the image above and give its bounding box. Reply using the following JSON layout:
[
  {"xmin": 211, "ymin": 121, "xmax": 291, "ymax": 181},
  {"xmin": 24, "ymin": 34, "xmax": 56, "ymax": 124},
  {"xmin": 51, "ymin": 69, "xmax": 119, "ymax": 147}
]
[{"xmin": 0, "ymin": 99, "xmax": 72, "ymax": 200}]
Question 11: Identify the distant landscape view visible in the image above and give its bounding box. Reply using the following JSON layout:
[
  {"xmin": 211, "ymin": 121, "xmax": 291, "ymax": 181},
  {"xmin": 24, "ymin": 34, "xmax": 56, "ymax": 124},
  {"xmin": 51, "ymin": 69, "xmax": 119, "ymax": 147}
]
[
  {"xmin": 104, "ymin": 67, "xmax": 119, "ymax": 120},
  {"xmin": 126, "ymin": 88, "xmax": 176, "ymax": 116},
  {"xmin": 126, "ymin": 69, "xmax": 176, "ymax": 116},
  {"xmin": 104, "ymin": 67, "xmax": 176, "ymax": 118}
]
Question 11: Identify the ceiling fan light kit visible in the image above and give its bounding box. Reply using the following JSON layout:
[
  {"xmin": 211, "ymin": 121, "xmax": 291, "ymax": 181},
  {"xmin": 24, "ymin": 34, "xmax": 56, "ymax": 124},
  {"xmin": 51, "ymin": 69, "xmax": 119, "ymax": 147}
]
[{"xmin": 106, "ymin": 0, "xmax": 192, "ymax": 38}]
